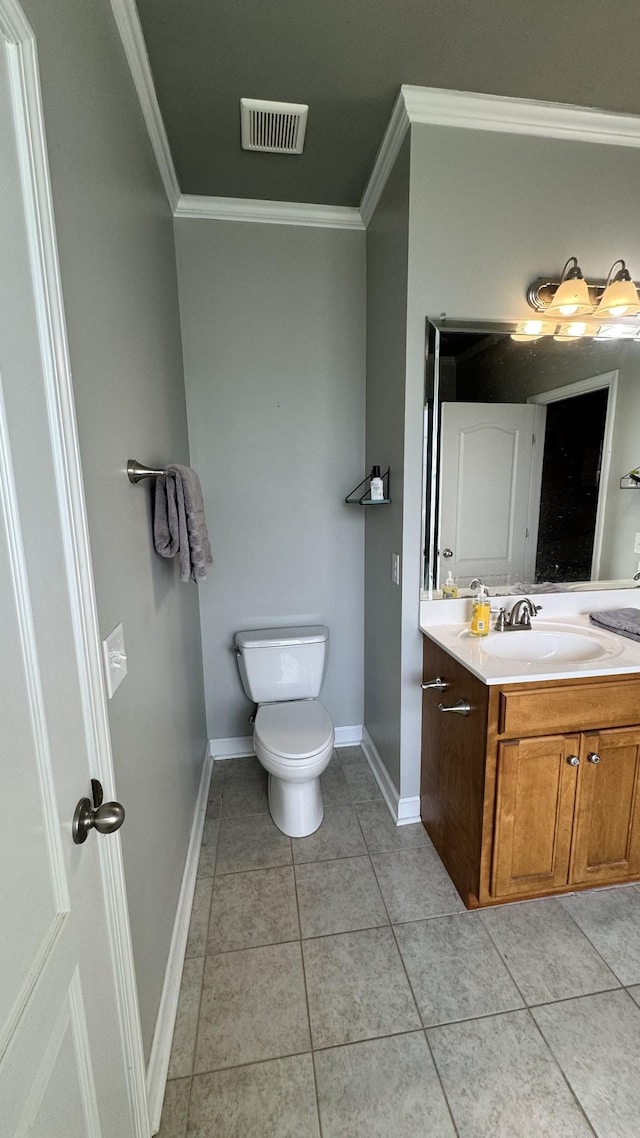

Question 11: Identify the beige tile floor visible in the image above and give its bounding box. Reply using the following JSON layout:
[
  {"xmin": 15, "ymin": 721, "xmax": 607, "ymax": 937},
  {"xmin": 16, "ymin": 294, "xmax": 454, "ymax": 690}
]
[{"xmin": 158, "ymin": 747, "xmax": 640, "ymax": 1138}]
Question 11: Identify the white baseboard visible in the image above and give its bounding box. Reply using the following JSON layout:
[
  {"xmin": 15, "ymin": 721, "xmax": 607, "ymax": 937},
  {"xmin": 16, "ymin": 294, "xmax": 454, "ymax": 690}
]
[
  {"xmin": 210, "ymin": 723, "xmax": 364, "ymax": 761},
  {"xmin": 209, "ymin": 735, "xmax": 254, "ymax": 759},
  {"xmin": 146, "ymin": 747, "xmax": 213, "ymax": 1134},
  {"xmin": 361, "ymin": 727, "xmax": 421, "ymax": 826},
  {"xmin": 334, "ymin": 724, "xmax": 363, "ymax": 746}
]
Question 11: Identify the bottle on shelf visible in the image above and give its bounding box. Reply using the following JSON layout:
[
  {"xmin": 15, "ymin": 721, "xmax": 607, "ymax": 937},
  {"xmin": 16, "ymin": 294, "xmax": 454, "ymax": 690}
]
[{"xmin": 370, "ymin": 465, "xmax": 384, "ymax": 501}]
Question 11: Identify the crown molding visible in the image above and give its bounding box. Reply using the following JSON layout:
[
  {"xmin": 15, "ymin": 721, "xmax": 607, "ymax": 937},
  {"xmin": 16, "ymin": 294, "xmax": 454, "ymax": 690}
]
[
  {"xmin": 360, "ymin": 84, "xmax": 640, "ymax": 230},
  {"xmin": 174, "ymin": 194, "xmax": 365, "ymax": 229},
  {"xmin": 359, "ymin": 89, "xmax": 410, "ymax": 227},
  {"xmin": 401, "ymin": 84, "xmax": 640, "ymax": 148},
  {"xmin": 109, "ymin": 0, "xmax": 180, "ymax": 211}
]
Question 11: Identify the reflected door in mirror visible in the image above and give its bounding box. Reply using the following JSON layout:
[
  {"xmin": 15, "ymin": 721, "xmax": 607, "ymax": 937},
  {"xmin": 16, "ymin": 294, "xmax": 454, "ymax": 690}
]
[{"xmin": 438, "ymin": 402, "xmax": 543, "ymax": 587}]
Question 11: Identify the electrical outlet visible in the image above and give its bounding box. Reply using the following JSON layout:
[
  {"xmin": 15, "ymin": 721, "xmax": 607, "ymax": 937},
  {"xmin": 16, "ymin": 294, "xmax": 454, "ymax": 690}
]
[
  {"xmin": 391, "ymin": 552, "xmax": 400, "ymax": 585},
  {"xmin": 102, "ymin": 622, "xmax": 127, "ymax": 698},
  {"xmin": 634, "ymin": 532, "xmax": 640, "ymax": 555}
]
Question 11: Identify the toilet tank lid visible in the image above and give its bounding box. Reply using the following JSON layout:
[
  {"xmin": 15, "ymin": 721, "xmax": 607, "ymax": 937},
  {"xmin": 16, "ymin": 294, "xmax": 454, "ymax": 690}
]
[{"xmin": 235, "ymin": 625, "xmax": 329, "ymax": 649}]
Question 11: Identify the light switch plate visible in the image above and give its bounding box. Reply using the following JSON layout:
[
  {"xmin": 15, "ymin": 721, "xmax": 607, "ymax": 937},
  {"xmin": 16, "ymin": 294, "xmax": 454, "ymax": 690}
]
[
  {"xmin": 634, "ymin": 532, "xmax": 640, "ymax": 555},
  {"xmin": 102, "ymin": 622, "xmax": 127, "ymax": 699},
  {"xmin": 391, "ymin": 552, "xmax": 400, "ymax": 585}
]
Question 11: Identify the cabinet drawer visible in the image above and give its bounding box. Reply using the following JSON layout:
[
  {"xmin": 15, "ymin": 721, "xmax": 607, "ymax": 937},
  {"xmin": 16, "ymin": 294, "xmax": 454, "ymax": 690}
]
[{"xmin": 499, "ymin": 679, "xmax": 640, "ymax": 737}]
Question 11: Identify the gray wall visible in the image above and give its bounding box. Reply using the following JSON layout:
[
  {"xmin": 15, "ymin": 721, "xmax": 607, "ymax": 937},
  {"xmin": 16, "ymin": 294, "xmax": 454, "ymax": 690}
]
[
  {"xmin": 174, "ymin": 219, "xmax": 366, "ymax": 740},
  {"xmin": 399, "ymin": 124, "xmax": 640, "ymax": 799},
  {"xmin": 364, "ymin": 138, "xmax": 410, "ymax": 792},
  {"xmin": 24, "ymin": 0, "xmax": 207, "ymax": 1058}
]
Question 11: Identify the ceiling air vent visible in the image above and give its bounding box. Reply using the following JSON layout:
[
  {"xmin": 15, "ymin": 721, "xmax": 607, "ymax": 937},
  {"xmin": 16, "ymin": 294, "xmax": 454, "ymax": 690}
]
[{"xmin": 240, "ymin": 98, "xmax": 308, "ymax": 155}]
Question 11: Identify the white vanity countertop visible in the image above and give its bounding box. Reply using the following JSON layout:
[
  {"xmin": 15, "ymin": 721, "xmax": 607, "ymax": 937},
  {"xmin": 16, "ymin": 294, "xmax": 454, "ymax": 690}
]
[{"xmin": 419, "ymin": 589, "xmax": 640, "ymax": 685}]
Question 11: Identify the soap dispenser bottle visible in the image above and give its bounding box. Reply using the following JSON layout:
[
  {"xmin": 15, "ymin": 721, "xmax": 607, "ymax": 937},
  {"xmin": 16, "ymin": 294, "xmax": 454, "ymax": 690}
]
[
  {"xmin": 469, "ymin": 579, "xmax": 491, "ymax": 637},
  {"xmin": 442, "ymin": 571, "xmax": 458, "ymax": 599}
]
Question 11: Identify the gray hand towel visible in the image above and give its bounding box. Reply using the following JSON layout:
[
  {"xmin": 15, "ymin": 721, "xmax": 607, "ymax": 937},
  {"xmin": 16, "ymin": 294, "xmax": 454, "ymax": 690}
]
[
  {"xmin": 154, "ymin": 465, "xmax": 213, "ymax": 582},
  {"xmin": 589, "ymin": 607, "xmax": 640, "ymax": 643}
]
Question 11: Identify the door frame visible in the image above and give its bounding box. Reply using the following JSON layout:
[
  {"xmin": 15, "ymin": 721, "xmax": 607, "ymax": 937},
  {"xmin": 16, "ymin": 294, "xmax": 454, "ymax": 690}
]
[
  {"xmin": 527, "ymin": 370, "xmax": 618, "ymax": 581},
  {"xmin": 0, "ymin": 3, "xmax": 150, "ymax": 1133}
]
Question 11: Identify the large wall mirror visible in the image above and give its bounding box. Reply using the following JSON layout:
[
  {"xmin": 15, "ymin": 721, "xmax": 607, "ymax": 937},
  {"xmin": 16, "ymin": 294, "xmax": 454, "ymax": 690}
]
[{"xmin": 422, "ymin": 318, "xmax": 640, "ymax": 596}]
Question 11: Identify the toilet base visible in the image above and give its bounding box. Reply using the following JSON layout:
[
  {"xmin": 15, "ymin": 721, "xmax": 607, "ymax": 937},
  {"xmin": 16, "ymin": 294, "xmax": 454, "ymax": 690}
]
[{"xmin": 268, "ymin": 772, "xmax": 324, "ymax": 838}]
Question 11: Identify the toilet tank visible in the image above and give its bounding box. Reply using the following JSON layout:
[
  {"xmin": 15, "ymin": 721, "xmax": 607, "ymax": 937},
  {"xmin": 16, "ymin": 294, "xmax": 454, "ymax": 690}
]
[{"xmin": 234, "ymin": 625, "xmax": 329, "ymax": 703}]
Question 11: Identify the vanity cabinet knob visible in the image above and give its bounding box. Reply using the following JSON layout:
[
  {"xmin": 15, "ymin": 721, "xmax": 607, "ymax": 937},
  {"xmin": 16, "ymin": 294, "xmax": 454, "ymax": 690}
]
[
  {"xmin": 567, "ymin": 755, "xmax": 580, "ymax": 767},
  {"xmin": 438, "ymin": 699, "xmax": 470, "ymax": 716},
  {"xmin": 421, "ymin": 677, "xmax": 449, "ymax": 691},
  {"xmin": 588, "ymin": 752, "xmax": 601, "ymax": 764}
]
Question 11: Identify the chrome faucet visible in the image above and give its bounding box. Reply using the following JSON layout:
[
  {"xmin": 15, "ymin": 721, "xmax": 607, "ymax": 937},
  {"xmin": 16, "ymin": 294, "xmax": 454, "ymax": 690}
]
[{"xmin": 502, "ymin": 597, "xmax": 542, "ymax": 630}]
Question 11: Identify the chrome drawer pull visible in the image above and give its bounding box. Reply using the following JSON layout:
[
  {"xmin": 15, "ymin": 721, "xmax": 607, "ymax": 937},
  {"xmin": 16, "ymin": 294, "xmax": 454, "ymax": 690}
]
[
  {"xmin": 567, "ymin": 755, "xmax": 580, "ymax": 767},
  {"xmin": 421, "ymin": 677, "xmax": 448, "ymax": 691},
  {"xmin": 438, "ymin": 699, "xmax": 470, "ymax": 716},
  {"xmin": 588, "ymin": 752, "xmax": 601, "ymax": 764}
]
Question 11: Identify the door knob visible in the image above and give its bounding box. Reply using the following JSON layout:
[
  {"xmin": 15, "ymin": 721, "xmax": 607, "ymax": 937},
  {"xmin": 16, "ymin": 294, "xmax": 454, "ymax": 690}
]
[
  {"xmin": 588, "ymin": 752, "xmax": 601, "ymax": 764},
  {"xmin": 442, "ymin": 548, "xmax": 454, "ymax": 558},
  {"xmin": 567, "ymin": 755, "xmax": 580, "ymax": 766},
  {"xmin": 438, "ymin": 699, "xmax": 470, "ymax": 716},
  {"xmin": 73, "ymin": 778, "xmax": 125, "ymax": 845}
]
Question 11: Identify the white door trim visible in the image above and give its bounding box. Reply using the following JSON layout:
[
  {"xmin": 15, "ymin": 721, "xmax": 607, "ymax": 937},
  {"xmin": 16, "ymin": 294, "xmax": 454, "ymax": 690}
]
[
  {"xmin": 528, "ymin": 371, "xmax": 618, "ymax": 581},
  {"xmin": 0, "ymin": 3, "xmax": 150, "ymax": 1133}
]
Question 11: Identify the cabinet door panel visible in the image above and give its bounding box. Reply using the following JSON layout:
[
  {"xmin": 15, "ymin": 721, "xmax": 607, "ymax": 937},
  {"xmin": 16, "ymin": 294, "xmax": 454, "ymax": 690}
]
[
  {"xmin": 492, "ymin": 735, "xmax": 579, "ymax": 898},
  {"xmin": 570, "ymin": 728, "xmax": 640, "ymax": 885}
]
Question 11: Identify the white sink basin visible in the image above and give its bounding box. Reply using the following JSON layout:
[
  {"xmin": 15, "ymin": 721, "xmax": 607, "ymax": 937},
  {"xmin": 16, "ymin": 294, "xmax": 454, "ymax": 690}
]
[{"xmin": 480, "ymin": 628, "xmax": 616, "ymax": 663}]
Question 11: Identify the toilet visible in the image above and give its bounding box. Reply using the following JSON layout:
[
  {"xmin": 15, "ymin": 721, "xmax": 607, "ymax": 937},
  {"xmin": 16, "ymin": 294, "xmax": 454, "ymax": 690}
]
[{"xmin": 234, "ymin": 625, "xmax": 335, "ymax": 837}]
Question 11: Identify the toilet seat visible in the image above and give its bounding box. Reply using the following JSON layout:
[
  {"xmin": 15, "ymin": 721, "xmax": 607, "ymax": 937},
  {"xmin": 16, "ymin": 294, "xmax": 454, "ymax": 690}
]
[{"xmin": 254, "ymin": 699, "xmax": 333, "ymax": 761}]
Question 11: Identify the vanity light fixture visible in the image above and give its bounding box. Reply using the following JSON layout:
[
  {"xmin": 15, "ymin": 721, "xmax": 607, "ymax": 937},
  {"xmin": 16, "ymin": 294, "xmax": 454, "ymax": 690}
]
[{"xmin": 520, "ymin": 255, "xmax": 640, "ymax": 341}]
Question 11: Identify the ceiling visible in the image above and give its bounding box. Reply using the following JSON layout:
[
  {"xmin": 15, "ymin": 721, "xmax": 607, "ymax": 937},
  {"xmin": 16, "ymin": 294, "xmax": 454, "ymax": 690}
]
[{"xmin": 135, "ymin": 0, "xmax": 640, "ymax": 207}]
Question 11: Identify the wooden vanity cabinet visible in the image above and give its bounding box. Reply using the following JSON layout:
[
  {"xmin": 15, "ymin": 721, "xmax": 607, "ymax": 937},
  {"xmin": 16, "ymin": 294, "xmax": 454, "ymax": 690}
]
[{"xmin": 421, "ymin": 635, "xmax": 640, "ymax": 908}]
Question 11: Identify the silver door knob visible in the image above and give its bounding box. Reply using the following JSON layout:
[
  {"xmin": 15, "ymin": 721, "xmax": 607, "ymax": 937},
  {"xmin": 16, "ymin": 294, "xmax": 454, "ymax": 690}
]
[
  {"xmin": 588, "ymin": 752, "xmax": 601, "ymax": 764},
  {"xmin": 567, "ymin": 755, "xmax": 580, "ymax": 766},
  {"xmin": 438, "ymin": 699, "xmax": 470, "ymax": 716},
  {"xmin": 442, "ymin": 548, "xmax": 454, "ymax": 558},
  {"xmin": 73, "ymin": 778, "xmax": 125, "ymax": 845}
]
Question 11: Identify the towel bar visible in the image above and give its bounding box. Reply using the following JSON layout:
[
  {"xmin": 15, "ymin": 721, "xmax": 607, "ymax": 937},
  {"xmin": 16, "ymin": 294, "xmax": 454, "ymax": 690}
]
[{"xmin": 127, "ymin": 459, "xmax": 166, "ymax": 483}]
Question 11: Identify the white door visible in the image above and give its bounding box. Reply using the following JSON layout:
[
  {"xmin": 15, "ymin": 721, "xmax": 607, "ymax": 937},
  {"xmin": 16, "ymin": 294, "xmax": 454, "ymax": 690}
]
[
  {"xmin": 438, "ymin": 402, "xmax": 544, "ymax": 588},
  {"xmin": 0, "ymin": 12, "xmax": 148, "ymax": 1137}
]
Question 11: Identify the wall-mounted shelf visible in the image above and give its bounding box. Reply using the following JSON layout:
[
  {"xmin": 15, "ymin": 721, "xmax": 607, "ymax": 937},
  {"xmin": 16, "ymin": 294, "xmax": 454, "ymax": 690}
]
[
  {"xmin": 620, "ymin": 467, "xmax": 640, "ymax": 489},
  {"xmin": 345, "ymin": 467, "xmax": 390, "ymax": 505}
]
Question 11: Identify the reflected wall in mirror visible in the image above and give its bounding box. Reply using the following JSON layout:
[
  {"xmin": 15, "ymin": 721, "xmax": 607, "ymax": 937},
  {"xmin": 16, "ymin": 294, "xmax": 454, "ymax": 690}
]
[{"xmin": 423, "ymin": 319, "xmax": 640, "ymax": 596}]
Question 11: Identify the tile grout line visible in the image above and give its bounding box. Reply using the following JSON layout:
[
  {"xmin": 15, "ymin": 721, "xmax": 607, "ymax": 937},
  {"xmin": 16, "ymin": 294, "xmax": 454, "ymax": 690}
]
[
  {"xmin": 292, "ymin": 861, "xmax": 324, "ymax": 1138},
  {"xmin": 477, "ymin": 909, "xmax": 535, "ymax": 1010},
  {"xmin": 422, "ymin": 1030, "xmax": 461, "ymax": 1138},
  {"xmin": 557, "ymin": 890, "xmax": 637, "ymax": 987},
  {"xmin": 184, "ymin": 766, "xmax": 228, "ymax": 1132},
  {"xmin": 524, "ymin": 1007, "xmax": 599, "ymax": 1137},
  {"xmin": 385, "ymin": 912, "xmax": 462, "ymax": 1137}
]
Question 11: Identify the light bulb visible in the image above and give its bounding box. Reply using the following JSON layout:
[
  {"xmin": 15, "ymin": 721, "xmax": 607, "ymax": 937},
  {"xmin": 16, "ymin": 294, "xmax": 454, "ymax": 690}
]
[{"xmin": 553, "ymin": 321, "xmax": 588, "ymax": 341}]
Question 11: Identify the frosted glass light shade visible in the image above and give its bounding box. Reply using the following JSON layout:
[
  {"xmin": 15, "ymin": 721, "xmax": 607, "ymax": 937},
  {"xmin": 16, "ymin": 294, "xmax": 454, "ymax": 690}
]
[
  {"xmin": 547, "ymin": 276, "xmax": 593, "ymax": 316},
  {"xmin": 596, "ymin": 275, "xmax": 640, "ymax": 317}
]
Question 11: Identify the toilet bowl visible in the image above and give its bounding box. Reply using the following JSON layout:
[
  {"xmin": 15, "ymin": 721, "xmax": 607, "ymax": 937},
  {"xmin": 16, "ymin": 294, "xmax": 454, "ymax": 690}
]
[
  {"xmin": 234, "ymin": 626, "xmax": 335, "ymax": 837},
  {"xmin": 254, "ymin": 699, "xmax": 334, "ymax": 836}
]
